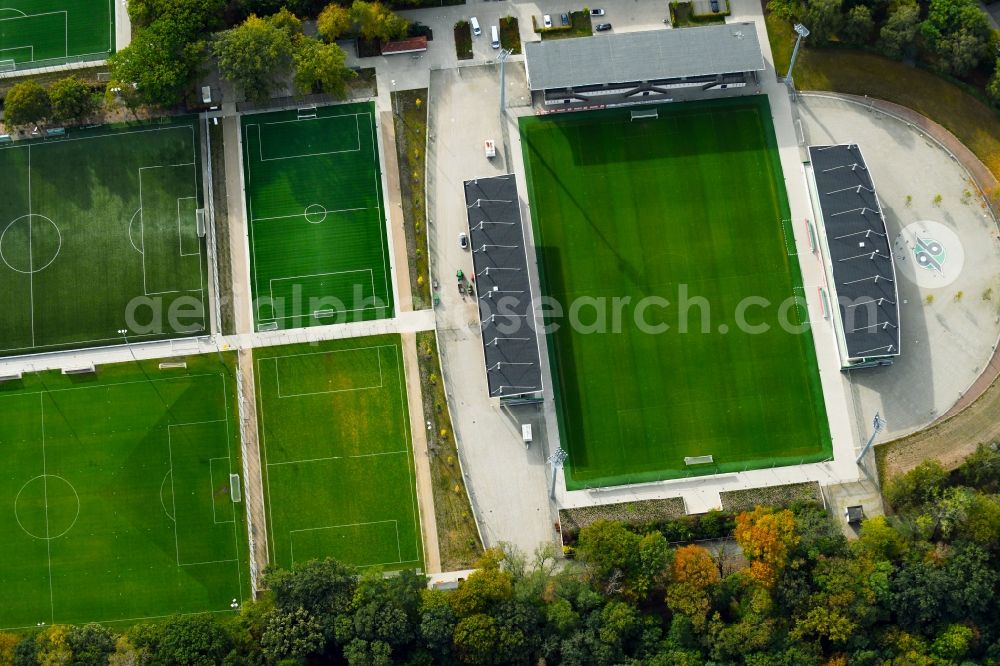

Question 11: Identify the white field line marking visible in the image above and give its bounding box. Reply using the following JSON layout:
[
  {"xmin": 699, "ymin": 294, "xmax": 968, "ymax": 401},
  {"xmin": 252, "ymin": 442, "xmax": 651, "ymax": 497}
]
[
  {"xmin": 137, "ymin": 162, "xmax": 199, "ymax": 296},
  {"xmin": 40, "ymin": 393, "xmax": 54, "ymax": 623},
  {"xmin": 0, "ymin": 10, "xmax": 67, "ymax": 63},
  {"xmin": 288, "ymin": 519, "xmax": 402, "ymax": 568},
  {"xmin": 220, "ymin": 376, "xmax": 245, "ymax": 608},
  {"xmin": 177, "ymin": 196, "xmax": 200, "ymax": 257},
  {"xmin": 27, "ymin": 144, "xmax": 35, "ymax": 347},
  {"xmin": 256, "ymin": 341, "xmax": 420, "ymax": 565},
  {"xmin": 266, "ymin": 450, "xmax": 408, "ymax": 467},
  {"xmin": 208, "ymin": 456, "xmax": 236, "ymax": 524},
  {"xmin": 368, "ymin": 109, "xmax": 391, "ymax": 315},
  {"xmin": 251, "ymin": 206, "xmax": 368, "ymax": 223},
  {"xmin": 0, "ymin": 607, "xmax": 241, "ymax": 633},
  {"xmin": 166, "ymin": 426, "xmax": 181, "ymax": 566},
  {"xmin": 274, "ymin": 349, "xmax": 383, "ymax": 398},
  {"xmin": 264, "ymin": 269, "xmax": 377, "ymax": 322}
]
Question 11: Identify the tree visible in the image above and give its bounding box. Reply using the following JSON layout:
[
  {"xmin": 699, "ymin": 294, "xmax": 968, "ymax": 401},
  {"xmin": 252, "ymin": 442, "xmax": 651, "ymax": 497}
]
[
  {"xmin": 418, "ymin": 589, "xmax": 457, "ymax": 658},
  {"xmin": 3, "ymin": 80, "xmax": 51, "ymax": 127},
  {"xmin": 931, "ymin": 623, "xmax": 974, "ymax": 661},
  {"xmin": 920, "ymin": 0, "xmax": 993, "ymax": 76},
  {"xmin": 449, "ymin": 549, "xmax": 513, "ymax": 616},
  {"xmin": 853, "ymin": 515, "xmax": 908, "ymax": 561},
  {"xmin": 879, "ymin": 1, "xmax": 920, "ymax": 59},
  {"xmin": 293, "ymin": 38, "xmax": 355, "ymax": 96},
  {"xmin": 214, "ymin": 14, "xmax": 294, "ymax": 102},
  {"xmin": 576, "ymin": 521, "xmax": 643, "ymax": 595},
  {"xmin": 0, "ymin": 633, "xmax": 18, "ymax": 666},
  {"xmin": 349, "ymin": 0, "xmax": 409, "ymax": 42},
  {"xmin": 664, "ymin": 545, "xmax": 718, "ymax": 630},
  {"xmin": 767, "ymin": 0, "xmax": 801, "ymax": 21},
  {"xmin": 841, "ymin": 5, "xmax": 874, "ymax": 46},
  {"xmin": 265, "ymin": 558, "xmax": 358, "ymax": 642},
  {"xmin": 884, "ymin": 460, "xmax": 948, "ymax": 512},
  {"xmin": 957, "ymin": 442, "xmax": 1000, "ymax": 491},
  {"xmin": 49, "ymin": 76, "xmax": 95, "ymax": 122},
  {"xmin": 734, "ymin": 507, "xmax": 800, "ymax": 588},
  {"xmin": 108, "ymin": 18, "xmax": 206, "ymax": 107},
  {"xmin": 260, "ymin": 607, "xmax": 324, "ymax": 662},
  {"xmin": 318, "ymin": 2, "xmax": 353, "ymax": 41},
  {"xmin": 66, "ymin": 624, "xmax": 116, "ymax": 666},
  {"xmin": 153, "ymin": 614, "xmax": 233, "ymax": 665},
  {"xmin": 802, "ymin": 0, "xmax": 845, "ymax": 45},
  {"xmin": 107, "ymin": 635, "xmax": 148, "ymax": 666},
  {"xmin": 34, "ymin": 626, "xmax": 72, "ymax": 666},
  {"xmin": 452, "ymin": 614, "xmax": 508, "ymax": 665},
  {"xmin": 267, "ymin": 6, "xmax": 304, "ymax": 37}
]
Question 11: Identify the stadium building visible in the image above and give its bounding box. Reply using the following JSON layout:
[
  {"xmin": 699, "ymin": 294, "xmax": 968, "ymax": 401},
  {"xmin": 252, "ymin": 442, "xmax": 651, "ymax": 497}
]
[
  {"xmin": 807, "ymin": 144, "xmax": 901, "ymax": 369},
  {"xmin": 524, "ymin": 23, "xmax": 766, "ymax": 110}
]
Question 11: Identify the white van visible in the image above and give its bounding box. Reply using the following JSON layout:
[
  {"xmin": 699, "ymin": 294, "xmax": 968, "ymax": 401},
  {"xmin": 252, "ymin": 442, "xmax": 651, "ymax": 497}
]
[
  {"xmin": 490, "ymin": 25, "xmax": 500, "ymax": 48},
  {"xmin": 470, "ymin": 17, "xmax": 481, "ymax": 36}
]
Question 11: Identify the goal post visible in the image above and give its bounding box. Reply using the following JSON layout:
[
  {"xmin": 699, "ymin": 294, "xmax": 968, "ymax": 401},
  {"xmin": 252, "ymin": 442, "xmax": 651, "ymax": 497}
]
[
  {"xmin": 0, "ymin": 59, "xmax": 16, "ymax": 73},
  {"xmin": 229, "ymin": 474, "xmax": 242, "ymax": 502},
  {"xmin": 630, "ymin": 108, "xmax": 658, "ymax": 121},
  {"xmin": 684, "ymin": 455, "xmax": 714, "ymax": 465}
]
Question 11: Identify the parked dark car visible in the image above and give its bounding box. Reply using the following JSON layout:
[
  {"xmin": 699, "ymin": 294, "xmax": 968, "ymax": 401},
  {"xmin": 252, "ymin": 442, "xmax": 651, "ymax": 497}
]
[
  {"xmin": 560, "ymin": 13, "xmax": 570, "ymax": 25},
  {"xmin": 710, "ymin": 0, "xmax": 720, "ymax": 11},
  {"xmin": 595, "ymin": 22, "xmax": 612, "ymax": 31}
]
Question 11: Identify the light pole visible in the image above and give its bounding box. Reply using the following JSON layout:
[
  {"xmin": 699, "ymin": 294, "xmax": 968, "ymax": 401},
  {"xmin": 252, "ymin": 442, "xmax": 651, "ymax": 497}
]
[
  {"xmin": 117, "ymin": 328, "xmax": 137, "ymax": 363},
  {"xmin": 547, "ymin": 447, "xmax": 568, "ymax": 499},
  {"xmin": 497, "ymin": 48, "xmax": 512, "ymax": 115},
  {"xmin": 785, "ymin": 23, "xmax": 810, "ymax": 91},
  {"xmin": 391, "ymin": 79, "xmax": 397, "ymax": 115},
  {"xmin": 856, "ymin": 411, "xmax": 886, "ymax": 464}
]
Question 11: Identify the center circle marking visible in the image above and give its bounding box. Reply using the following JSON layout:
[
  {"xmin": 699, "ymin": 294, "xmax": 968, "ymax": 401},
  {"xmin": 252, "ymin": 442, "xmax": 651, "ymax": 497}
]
[
  {"xmin": 0, "ymin": 214, "xmax": 63, "ymax": 274},
  {"xmin": 304, "ymin": 204, "xmax": 328, "ymax": 224},
  {"xmin": 14, "ymin": 474, "xmax": 81, "ymax": 540}
]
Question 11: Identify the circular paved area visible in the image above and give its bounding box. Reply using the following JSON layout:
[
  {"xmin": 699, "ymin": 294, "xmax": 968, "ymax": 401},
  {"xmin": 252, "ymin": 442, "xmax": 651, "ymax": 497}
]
[{"xmin": 797, "ymin": 94, "xmax": 1000, "ymax": 440}]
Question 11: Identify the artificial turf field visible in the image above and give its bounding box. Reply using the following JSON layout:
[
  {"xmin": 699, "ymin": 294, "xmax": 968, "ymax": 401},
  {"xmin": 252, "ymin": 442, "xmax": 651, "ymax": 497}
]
[
  {"xmin": 242, "ymin": 102, "xmax": 394, "ymax": 332},
  {"xmin": 255, "ymin": 336, "xmax": 422, "ymax": 571},
  {"xmin": 0, "ymin": 355, "xmax": 248, "ymax": 630},
  {"xmin": 0, "ymin": 0, "xmax": 113, "ymax": 67},
  {"xmin": 0, "ymin": 118, "xmax": 207, "ymax": 356},
  {"xmin": 520, "ymin": 96, "xmax": 832, "ymax": 489}
]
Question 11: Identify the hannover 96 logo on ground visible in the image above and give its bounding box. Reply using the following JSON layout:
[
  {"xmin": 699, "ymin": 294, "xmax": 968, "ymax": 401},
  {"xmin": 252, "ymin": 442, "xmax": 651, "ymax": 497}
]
[{"xmin": 893, "ymin": 220, "xmax": 964, "ymax": 288}]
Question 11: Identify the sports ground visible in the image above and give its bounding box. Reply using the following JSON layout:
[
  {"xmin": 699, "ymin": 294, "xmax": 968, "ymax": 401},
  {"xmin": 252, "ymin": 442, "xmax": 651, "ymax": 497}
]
[
  {"xmin": 255, "ymin": 336, "xmax": 422, "ymax": 571},
  {"xmin": 0, "ymin": 118, "xmax": 208, "ymax": 356},
  {"xmin": 0, "ymin": 355, "xmax": 248, "ymax": 630},
  {"xmin": 520, "ymin": 96, "xmax": 832, "ymax": 489},
  {"xmin": 0, "ymin": 0, "xmax": 113, "ymax": 68},
  {"xmin": 242, "ymin": 102, "xmax": 394, "ymax": 331}
]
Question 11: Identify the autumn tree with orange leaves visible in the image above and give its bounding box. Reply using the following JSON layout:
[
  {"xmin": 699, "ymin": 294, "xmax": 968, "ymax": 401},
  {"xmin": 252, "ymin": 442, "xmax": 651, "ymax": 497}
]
[
  {"xmin": 734, "ymin": 507, "xmax": 800, "ymax": 588},
  {"xmin": 665, "ymin": 544, "xmax": 719, "ymax": 629}
]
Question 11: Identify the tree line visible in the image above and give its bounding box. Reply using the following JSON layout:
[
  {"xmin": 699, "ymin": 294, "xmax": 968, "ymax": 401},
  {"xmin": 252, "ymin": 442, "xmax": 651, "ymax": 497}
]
[
  {"xmin": 2, "ymin": 442, "xmax": 1000, "ymax": 664},
  {"xmin": 768, "ymin": 0, "xmax": 1000, "ymax": 103}
]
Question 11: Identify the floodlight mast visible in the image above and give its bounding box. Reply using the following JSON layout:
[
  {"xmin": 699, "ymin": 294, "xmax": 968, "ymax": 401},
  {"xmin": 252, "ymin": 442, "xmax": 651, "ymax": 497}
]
[
  {"xmin": 785, "ymin": 23, "xmax": 810, "ymax": 91},
  {"xmin": 547, "ymin": 447, "xmax": 568, "ymax": 499},
  {"xmin": 497, "ymin": 48, "xmax": 513, "ymax": 115},
  {"xmin": 855, "ymin": 411, "xmax": 886, "ymax": 464}
]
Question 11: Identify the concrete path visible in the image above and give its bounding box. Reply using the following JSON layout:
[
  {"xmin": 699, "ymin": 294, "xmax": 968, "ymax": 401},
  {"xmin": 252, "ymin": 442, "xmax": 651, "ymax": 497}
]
[
  {"xmin": 426, "ymin": 65, "xmax": 557, "ymax": 555},
  {"xmin": 114, "ymin": 0, "xmax": 131, "ymax": 52},
  {"xmin": 222, "ymin": 114, "xmax": 254, "ymax": 335},
  {"xmin": 237, "ymin": 349, "xmax": 270, "ymax": 590},
  {"xmin": 400, "ymin": 332, "xmax": 442, "ymax": 572}
]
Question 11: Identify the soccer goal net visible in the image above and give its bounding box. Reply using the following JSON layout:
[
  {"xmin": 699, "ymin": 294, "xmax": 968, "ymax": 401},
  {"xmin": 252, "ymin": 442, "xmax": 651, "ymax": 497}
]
[
  {"xmin": 684, "ymin": 455, "xmax": 714, "ymax": 465},
  {"xmin": 229, "ymin": 474, "xmax": 242, "ymax": 502},
  {"xmin": 630, "ymin": 108, "xmax": 658, "ymax": 121},
  {"xmin": 0, "ymin": 59, "xmax": 16, "ymax": 73},
  {"xmin": 297, "ymin": 105, "xmax": 317, "ymax": 120}
]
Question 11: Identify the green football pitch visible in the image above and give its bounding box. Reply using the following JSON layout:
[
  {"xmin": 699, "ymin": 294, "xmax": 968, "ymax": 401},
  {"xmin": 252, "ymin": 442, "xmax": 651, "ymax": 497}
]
[
  {"xmin": 255, "ymin": 336, "xmax": 422, "ymax": 571},
  {"xmin": 0, "ymin": 118, "xmax": 207, "ymax": 356},
  {"xmin": 0, "ymin": 0, "xmax": 113, "ymax": 68},
  {"xmin": 242, "ymin": 102, "xmax": 394, "ymax": 332},
  {"xmin": 520, "ymin": 96, "xmax": 832, "ymax": 490},
  {"xmin": 0, "ymin": 355, "xmax": 248, "ymax": 630}
]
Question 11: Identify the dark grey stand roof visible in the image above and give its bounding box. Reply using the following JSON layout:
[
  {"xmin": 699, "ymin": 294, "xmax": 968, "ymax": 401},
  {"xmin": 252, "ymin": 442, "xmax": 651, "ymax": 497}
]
[
  {"xmin": 464, "ymin": 175, "xmax": 544, "ymax": 398},
  {"xmin": 810, "ymin": 144, "xmax": 900, "ymax": 360},
  {"xmin": 525, "ymin": 23, "xmax": 764, "ymax": 91}
]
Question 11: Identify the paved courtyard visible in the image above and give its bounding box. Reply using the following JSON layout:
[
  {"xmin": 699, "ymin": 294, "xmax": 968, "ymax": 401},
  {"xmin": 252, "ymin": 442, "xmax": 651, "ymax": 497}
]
[{"xmin": 796, "ymin": 93, "xmax": 1000, "ymax": 440}]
